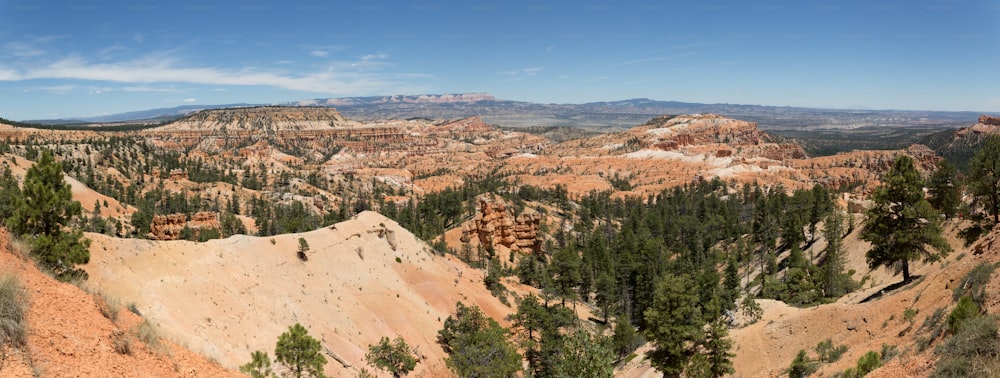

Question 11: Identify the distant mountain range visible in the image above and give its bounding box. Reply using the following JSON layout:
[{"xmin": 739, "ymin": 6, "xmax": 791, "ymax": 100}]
[{"xmin": 30, "ymin": 93, "xmax": 989, "ymax": 131}]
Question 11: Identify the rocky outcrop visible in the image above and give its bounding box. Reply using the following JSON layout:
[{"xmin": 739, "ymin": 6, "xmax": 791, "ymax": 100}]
[
  {"xmin": 460, "ymin": 195, "xmax": 542, "ymax": 255},
  {"xmin": 643, "ymin": 114, "xmax": 764, "ymax": 146},
  {"xmin": 148, "ymin": 211, "xmax": 220, "ymax": 240},
  {"xmin": 980, "ymin": 115, "xmax": 1000, "ymax": 126}
]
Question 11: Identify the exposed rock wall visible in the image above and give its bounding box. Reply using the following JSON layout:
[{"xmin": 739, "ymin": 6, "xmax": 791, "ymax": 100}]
[
  {"xmin": 148, "ymin": 211, "xmax": 220, "ymax": 240},
  {"xmin": 460, "ymin": 195, "xmax": 541, "ymax": 255}
]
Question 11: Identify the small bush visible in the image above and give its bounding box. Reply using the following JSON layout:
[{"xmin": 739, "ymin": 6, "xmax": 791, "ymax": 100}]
[
  {"xmin": 855, "ymin": 351, "xmax": 882, "ymax": 376},
  {"xmin": 953, "ymin": 262, "xmax": 997, "ymax": 305},
  {"xmin": 931, "ymin": 357, "xmax": 970, "ymax": 378},
  {"xmin": 788, "ymin": 349, "xmax": 817, "ymax": 378},
  {"xmin": 934, "ymin": 315, "xmax": 1000, "ymax": 377},
  {"xmin": 127, "ymin": 303, "xmax": 141, "ymax": 316},
  {"xmin": 111, "ymin": 329, "xmax": 132, "ymax": 355},
  {"xmin": 816, "ymin": 338, "xmax": 849, "ymax": 363},
  {"xmin": 880, "ymin": 343, "xmax": 898, "ymax": 361},
  {"xmin": 0, "ymin": 272, "xmax": 28, "ymax": 348},
  {"xmin": 947, "ymin": 295, "xmax": 980, "ymax": 334},
  {"xmin": 903, "ymin": 308, "xmax": 918, "ymax": 324},
  {"xmin": 134, "ymin": 319, "xmax": 168, "ymax": 355},
  {"xmin": 936, "ymin": 315, "xmax": 999, "ymax": 359}
]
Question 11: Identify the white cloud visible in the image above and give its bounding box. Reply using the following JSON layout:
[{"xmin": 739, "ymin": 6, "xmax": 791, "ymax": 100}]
[
  {"xmin": 21, "ymin": 85, "xmax": 76, "ymax": 94},
  {"xmin": 183, "ymin": 98, "xmax": 196, "ymax": 102},
  {"xmin": 310, "ymin": 50, "xmax": 328, "ymax": 57},
  {"xmin": 0, "ymin": 53, "xmax": 405, "ymax": 95},
  {"xmin": 121, "ymin": 85, "xmax": 178, "ymax": 93}
]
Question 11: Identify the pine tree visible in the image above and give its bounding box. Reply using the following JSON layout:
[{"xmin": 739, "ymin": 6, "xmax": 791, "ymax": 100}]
[
  {"xmin": 438, "ymin": 302, "xmax": 521, "ymax": 378},
  {"xmin": 0, "ymin": 165, "xmax": 21, "ymax": 221},
  {"xmin": 644, "ymin": 274, "xmax": 705, "ymax": 377},
  {"xmin": 7, "ymin": 150, "xmax": 90, "ymax": 279},
  {"xmin": 821, "ymin": 211, "xmax": 854, "ymax": 298},
  {"xmin": 969, "ymin": 135, "xmax": 1000, "ymax": 223},
  {"xmin": 928, "ymin": 159, "xmax": 960, "ymax": 219},
  {"xmin": 862, "ymin": 155, "xmax": 951, "ymax": 283},
  {"xmin": 703, "ymin": 319, "xmax": 735, "ymax": 377},
  {"xmin": 274, "ymin": 323, "xmax": 327, "ymax": 378},
  {"xmin": 366, "ymin": 337, "xmax": 417, "ymax": 378},
  {"xmin": 240, "ymin": 350, "xmax": 273, "ymax": 378},
  {"xmin": 551, "ymin": 246, "xmax": 581, "ymax": 307},
  {"xmin": 554, "ymin": 328, "xmax": 615, "ymax": 378}
]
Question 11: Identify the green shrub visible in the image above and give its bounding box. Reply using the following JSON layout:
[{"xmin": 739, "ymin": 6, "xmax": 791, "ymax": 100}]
[
  {"xmin": 947, "ymin": 295, "xmax": 980, "ymax": 334},
  {"xmin": 855, "ymin": 351, "xmax": 882, "ymax": 376},
  {"xmin": 934, "ymin": 316, "xmax": 1000, "ymax": 377},
  {"xmin": 788, "ymin": 349, "xmax": 817, "ymax": 378},
  {"xmin": 903, "ymin": 308, "xmax": 918, "ymax": 324},
  {"xmin": 952, "ymin": 262, "xmax": 997, "ymax": 305},
  {"xmin": 931, "ymin": 357, "xmax": 970, "ymax": 378},
  {"xmin": 816, "ymin": 338, "xmax": 849, "ymax": 363},
  {"xmin": 936, "ymin": 315, "xmax": 999, "ymax": 359},
  {"xmin": 0, "ymin": 272, "xmax": 28, "ymax": 348}
]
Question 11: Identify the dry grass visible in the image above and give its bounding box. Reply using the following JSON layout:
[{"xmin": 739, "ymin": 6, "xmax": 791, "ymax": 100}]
[
  {"xmin": 0, "ymin": 271, "xmax": 27, "ymax": 348},
  {"xmin": 134, "ymin": 319, "xmax": 169, "ymax": 356},
  {"xmin": 89, "ymin": 288, "xmax": 121, "ymax": 323}
]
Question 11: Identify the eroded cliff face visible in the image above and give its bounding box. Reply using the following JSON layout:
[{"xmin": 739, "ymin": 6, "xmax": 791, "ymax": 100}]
[
  {"xmin": 147, "ymin": 211, "xmax": 220, "ymax": 240},
  {"xmin": 461, "ymin": 195, "xmax": 542, "ymax": 256}
]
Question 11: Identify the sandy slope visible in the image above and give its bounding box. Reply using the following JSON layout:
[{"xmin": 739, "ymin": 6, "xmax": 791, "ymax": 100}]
[
  {"xmin": 0, "ymin": 230, "xmax": 236, "ymax": 377},
  {"xmin": 84, "ymin": 211, "xmax": 514, "ymax": 377}
]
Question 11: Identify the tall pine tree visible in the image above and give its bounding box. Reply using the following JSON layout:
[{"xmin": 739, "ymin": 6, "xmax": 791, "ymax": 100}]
[
  {"xmin": 7, "ymin": 150, "xmax": 90, "ymax": 279},
  {"xmin": 862, "ymin": 155, "xmax": 950, "ymax": 283}
]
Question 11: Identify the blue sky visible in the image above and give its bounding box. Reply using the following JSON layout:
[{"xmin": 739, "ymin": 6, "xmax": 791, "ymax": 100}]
[{"xmin": 1, "ymin": 0, "xmax": 998, "ymax": 120}]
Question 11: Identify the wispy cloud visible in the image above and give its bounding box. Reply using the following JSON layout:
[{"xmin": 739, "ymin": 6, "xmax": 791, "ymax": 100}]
[
  {"xmin": 496, "ymin": 67, "xmax": 542, "ymax": 77},
  {"xmin": 616, "ymin": 57, "xmax": 665, "ymax": 66},
  {"xmin": 121, "ymin": 85, "xmax": 179, "ymax": 93},
  {"xmin": 5, "ymin": 41, "xmax": 47, "ymax": 58},
  {"xmin": 21, "ymin": 85, "xmax": 76, "ymax": 94},
  {"xmin": 0, "ymin": 52, "xmax": 409, "ymax": 95}
]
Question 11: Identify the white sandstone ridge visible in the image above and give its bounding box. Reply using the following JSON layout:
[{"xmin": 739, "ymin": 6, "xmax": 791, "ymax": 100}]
[{"xmin": 83, "ymin": 211, "xmax": 514, "ymax": 377}]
